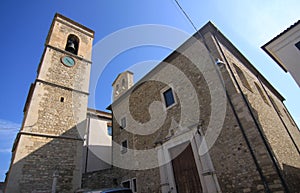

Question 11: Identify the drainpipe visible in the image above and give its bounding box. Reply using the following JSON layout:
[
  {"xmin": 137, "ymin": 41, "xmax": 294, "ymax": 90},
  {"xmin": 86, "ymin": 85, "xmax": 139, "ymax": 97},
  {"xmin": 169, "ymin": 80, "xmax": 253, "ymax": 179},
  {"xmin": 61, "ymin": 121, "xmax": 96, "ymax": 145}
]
[
  {"xmin": 51, "ymin": 170, "xmax": 58, "ymax": 193},
  {"xmin": 212, "ymin": 33, "xmax": 289, "ymax": 193}
]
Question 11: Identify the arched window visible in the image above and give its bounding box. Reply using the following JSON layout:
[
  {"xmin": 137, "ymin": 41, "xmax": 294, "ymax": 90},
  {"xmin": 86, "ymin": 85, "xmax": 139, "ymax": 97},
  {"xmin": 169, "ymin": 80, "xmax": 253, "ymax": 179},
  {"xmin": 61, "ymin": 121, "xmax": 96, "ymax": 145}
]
[
  {"xmin": 122, "ymin": 79, "xmax": 126, "ymax": 88},
  {"xmin": 65, "ymin": 34, "xmax": 79, "ymax": 55},
  {"xmin": 115, "ymin": 84, "xmax": 119, "ymax": 94}
]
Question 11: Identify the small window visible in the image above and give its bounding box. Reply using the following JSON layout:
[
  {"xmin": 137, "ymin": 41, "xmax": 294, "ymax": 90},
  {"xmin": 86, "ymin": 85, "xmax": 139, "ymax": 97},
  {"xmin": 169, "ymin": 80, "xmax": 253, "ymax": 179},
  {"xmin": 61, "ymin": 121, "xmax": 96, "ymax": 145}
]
[
  {"xmin": 115, "ymin": 84, "xmax": 120, "ymax": 95},
  {"xmin": 107, "ymin": 126, "xmax": 112, "ymax": 136},
  {"xmin": 122, "ymin": 180, "xmax": 130, "ymax": 188},
  {"xmin": 120, "ymin": 117, "xmax": 126, "ymax": 129},
  {"xmin": 121, "ymin": 179, "xmax": 136, "ymax": 192},
  {"xmin": 132, "ymin": 178, "xmax": 137, "ymax": 192},
  {"xmin": 122, "ymin": 79, "xmax": 126, "ymax": 88},
  {"xmin": 60, "ymin": 97, "xmax": 64, "ymax": 102},
  {"xmin": 295, "ymin": 41, "xmax": 300, "ymax": 51},
  {"xmin": 163, "ymin": 88, "xmax": 175, "ymax": 108},
  {"xmin": 254, "ymin": 82, "xmax": 269, "ymax": 105},
  {"xmin": 233, "ymin": 63, "xmax": 252, "ymax": 92},
  {"xmin": 121, "ymin": 140, "xmax": 128, "ymax": 153}
]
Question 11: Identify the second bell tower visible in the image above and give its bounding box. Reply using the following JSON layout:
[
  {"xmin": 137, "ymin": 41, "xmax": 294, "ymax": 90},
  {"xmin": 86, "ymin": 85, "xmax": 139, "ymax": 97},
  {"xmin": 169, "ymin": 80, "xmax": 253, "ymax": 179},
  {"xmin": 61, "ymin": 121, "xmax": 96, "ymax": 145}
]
[{"xmin": 5, "ymin": 13, "xmax": 94, "ymax": 193}]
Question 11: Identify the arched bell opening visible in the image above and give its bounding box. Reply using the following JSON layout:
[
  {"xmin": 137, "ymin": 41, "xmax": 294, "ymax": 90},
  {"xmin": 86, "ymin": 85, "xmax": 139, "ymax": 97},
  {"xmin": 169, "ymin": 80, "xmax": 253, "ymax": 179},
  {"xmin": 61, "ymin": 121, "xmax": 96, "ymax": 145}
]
[{"xmin": 65, "ymin": 34, "xmax": 79, "ymax": 55}]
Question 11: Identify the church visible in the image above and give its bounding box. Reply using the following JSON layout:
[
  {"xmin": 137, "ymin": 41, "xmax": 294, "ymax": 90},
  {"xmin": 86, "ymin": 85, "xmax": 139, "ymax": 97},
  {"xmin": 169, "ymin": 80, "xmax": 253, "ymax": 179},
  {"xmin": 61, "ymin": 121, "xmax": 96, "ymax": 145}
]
[{"xmin": 4, "ymin": 13, "xmax": 300, "ymax": 193}]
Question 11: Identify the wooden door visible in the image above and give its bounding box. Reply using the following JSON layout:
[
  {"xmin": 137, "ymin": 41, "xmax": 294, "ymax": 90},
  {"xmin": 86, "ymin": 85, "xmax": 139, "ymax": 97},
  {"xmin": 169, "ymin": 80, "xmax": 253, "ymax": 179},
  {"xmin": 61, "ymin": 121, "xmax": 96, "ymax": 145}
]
[{"xmin": 170, "ymin": 143, "xmax": 202, "ymax": 193}]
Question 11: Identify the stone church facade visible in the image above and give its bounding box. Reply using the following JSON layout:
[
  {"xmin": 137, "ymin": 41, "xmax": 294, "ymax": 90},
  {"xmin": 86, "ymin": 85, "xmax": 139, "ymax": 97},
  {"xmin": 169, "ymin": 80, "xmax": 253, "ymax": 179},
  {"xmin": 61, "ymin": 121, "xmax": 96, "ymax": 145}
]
[
  {"xmin": 4, "ymin": 14, "xmax": 300, "ymax": 193},
  {"xmin": 107, "ymin": 22, "xmax": 300, "ymax": 193}
]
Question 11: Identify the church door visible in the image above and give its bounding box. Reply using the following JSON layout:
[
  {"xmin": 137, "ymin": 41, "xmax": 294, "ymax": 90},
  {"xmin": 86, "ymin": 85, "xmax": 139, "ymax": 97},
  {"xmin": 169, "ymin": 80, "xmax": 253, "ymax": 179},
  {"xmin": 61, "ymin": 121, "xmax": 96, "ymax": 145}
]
[{"xmin": 170, "ymin": 143, "xmax": 203, "ymax": 193}]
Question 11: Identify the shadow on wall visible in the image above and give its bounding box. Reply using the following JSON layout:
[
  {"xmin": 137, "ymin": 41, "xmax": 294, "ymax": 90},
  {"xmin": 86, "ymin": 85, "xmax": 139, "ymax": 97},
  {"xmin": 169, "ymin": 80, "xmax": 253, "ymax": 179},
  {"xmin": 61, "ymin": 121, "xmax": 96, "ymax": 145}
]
[
  {"xmin": 81, "ymin": 167, "xmax": 119, "ymax": 190},
  {"xmin": 246, "ymin": 94, "xmax": 300, "ymax": 193},
  {"xmin": 4, "ymin": 121, "xmax": 86, "ymax": 193},
  {"xmin": 282, "ymin": 164, "xmax": 300, "ymax": 192},
  {"xmin": 0, "ymin": 182, "xmax": 4, "ymax": 193},
  {"xmin": 82, "ymin": 145, "xmax": 112, "ymax": 173}
]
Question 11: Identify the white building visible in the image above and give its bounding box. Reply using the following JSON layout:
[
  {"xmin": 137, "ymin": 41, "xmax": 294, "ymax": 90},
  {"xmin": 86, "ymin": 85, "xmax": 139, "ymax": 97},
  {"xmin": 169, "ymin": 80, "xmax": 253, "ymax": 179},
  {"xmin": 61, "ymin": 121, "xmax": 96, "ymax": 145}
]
[
  {"xmin": 262, "ymin": 20, "xmax": 300, "ymax": 87},
  {"xmin": 82, "ymin": 108, "xmax": 112, "ymax": 173}
]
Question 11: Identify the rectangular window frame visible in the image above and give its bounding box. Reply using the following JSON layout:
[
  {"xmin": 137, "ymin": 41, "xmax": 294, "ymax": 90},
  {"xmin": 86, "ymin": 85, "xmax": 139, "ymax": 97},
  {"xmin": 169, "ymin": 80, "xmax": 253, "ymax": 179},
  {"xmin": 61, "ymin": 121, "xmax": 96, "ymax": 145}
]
[
  {"xmin": 161, "ymin": 86, "xmax": 177, "ymax": 109},
  {"xmin": 121, "ymin": 179, "xmax": 131, "ymax": 189},
  {"xmin": 120, "ymin": 117, "xmax": 126, "ymax": 129},
  {"xmin": 132, "ymin": 178, "xmax": 137, "ymax": 192},
  {"xmin": 121, "ymin": 139, "xmax": 128, "ymax": 154},
  {"xmin": 107, "ymin": 125, "xmax": 112, "ymax": 136},
  {"xmin": 121, "ymin": 178, "xmax": 137, "ymax": 192}
]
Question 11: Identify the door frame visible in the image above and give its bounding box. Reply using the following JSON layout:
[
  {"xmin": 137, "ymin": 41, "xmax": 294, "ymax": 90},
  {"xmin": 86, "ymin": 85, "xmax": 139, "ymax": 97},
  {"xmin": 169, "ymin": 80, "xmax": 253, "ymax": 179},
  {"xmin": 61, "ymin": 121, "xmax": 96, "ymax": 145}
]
[{"xmin": 157, "ymin": 128, "xmax": 221, "ymax": 193}]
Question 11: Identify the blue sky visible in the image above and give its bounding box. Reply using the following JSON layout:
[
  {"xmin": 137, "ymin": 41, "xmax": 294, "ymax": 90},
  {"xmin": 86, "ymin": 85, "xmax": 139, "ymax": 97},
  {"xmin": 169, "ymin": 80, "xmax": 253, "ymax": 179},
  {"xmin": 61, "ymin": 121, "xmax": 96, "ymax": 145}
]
[{"xmin": 0, "ymin": 0, "xmax": 299, "ymax": 181}]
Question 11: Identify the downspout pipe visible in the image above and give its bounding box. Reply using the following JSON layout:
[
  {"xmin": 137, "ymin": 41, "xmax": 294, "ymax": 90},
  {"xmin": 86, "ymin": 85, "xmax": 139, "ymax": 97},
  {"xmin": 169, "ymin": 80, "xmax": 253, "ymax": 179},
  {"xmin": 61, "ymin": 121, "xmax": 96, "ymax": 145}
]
[{"xmin": 212, "ymin": 33, "xmax": 289, "ymax": 193}]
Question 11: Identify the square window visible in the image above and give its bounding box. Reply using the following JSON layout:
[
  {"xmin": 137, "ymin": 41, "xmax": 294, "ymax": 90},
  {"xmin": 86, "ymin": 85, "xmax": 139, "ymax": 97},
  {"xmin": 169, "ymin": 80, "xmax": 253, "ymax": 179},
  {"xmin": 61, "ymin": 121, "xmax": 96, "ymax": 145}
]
[
  {"xmin": 121, "ymin": 140, "xmax": 128, "ymax": 153},
  {"xmin": 163, "ymin": 88, "xmax": 175, "ymax": 108},
  {"xmin": 120, "ymin": 117, "xmax": 126, "ymax": 129}
]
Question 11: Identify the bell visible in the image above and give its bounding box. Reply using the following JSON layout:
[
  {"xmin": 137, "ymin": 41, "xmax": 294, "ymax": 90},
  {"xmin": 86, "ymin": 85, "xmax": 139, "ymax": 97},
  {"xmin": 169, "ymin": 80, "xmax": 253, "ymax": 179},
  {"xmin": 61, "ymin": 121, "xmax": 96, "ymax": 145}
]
[{"xmin": 66, "ymin": 42, "xmax": 76, "ymax": 53}]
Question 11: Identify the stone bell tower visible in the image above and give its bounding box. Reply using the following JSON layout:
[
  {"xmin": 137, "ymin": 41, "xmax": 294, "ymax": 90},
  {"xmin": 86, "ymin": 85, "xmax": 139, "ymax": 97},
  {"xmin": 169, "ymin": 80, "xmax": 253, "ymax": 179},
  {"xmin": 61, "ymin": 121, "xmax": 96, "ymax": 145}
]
[
  {"xmin": 5, "ymin": 13, "xmax": 94, "ymax": 193},
  {"xmin": 112, "ymin": 71, "xmax": 134, "ymax": 101}
]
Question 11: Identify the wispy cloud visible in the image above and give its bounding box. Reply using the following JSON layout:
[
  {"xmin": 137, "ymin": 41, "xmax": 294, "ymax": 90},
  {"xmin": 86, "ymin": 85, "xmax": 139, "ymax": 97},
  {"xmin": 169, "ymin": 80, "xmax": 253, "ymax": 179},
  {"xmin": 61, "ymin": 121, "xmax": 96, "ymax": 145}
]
[
  {"xmin": 0, "ymin": 119, "xmax": 20, "ymax": 151},
  {"xmin": 0, "ymin": 119, "xmax": 20, "ymax": 133},
  {"xmin": 0, "ymin": 148, "xmax": 12, "ymax": 153}
]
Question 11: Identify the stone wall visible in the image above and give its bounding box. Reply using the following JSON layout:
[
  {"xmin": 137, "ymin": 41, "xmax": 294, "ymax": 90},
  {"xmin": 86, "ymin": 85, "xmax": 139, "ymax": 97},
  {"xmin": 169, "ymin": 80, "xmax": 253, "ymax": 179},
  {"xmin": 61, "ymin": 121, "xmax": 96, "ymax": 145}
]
[
  {"xmin": 85, "ymin": 24, "xmax": 300, "ymax": 192},
  {"xmin": 212, "ymin": 31, "xmax": 300, "ymax": 192},
  {"xmin": 82, "ymin": 167, "xmax": 161, "ymax": 193},
  {"xmin": 106, "ymin": 23, "xmax": 300, "ymax": 193}
]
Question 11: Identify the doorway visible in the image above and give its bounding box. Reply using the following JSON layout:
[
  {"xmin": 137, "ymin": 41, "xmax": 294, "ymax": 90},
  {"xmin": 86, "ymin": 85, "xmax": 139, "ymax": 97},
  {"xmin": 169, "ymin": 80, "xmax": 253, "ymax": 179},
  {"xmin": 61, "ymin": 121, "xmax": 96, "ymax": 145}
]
[{"xmin": 170, "ymin": 143, "xmax": 203, "ymax": 193}]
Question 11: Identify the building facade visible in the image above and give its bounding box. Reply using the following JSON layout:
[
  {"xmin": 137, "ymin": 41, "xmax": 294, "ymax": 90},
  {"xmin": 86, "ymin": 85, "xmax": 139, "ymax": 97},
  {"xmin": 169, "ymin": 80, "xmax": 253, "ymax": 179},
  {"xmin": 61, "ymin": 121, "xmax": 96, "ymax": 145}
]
[
  {"xmin": 4, "ymin": 14, "xmax": 300, "ymax": 193},
  {"xmin": 108, "ymin": 22, "xmax": 300, "ymax": 193},
  {"xmin": 262, "ymin": 20, "xmax": 300, "ymax": 87},
  {"xmin": 82, "ymin": 108, "xmax": 112, "ymax": 173}
]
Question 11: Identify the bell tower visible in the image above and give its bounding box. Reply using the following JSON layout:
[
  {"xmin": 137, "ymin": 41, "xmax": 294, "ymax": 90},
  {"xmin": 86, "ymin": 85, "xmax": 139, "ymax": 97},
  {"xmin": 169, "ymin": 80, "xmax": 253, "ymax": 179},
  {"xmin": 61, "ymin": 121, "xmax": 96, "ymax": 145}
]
[
  {"xmin": 5, "ymin": 13, "xmax": 94, "ymax": 193},
  {"xmin": 112, "ymin": 71, "xmax": 134, "ymax": 101}
]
